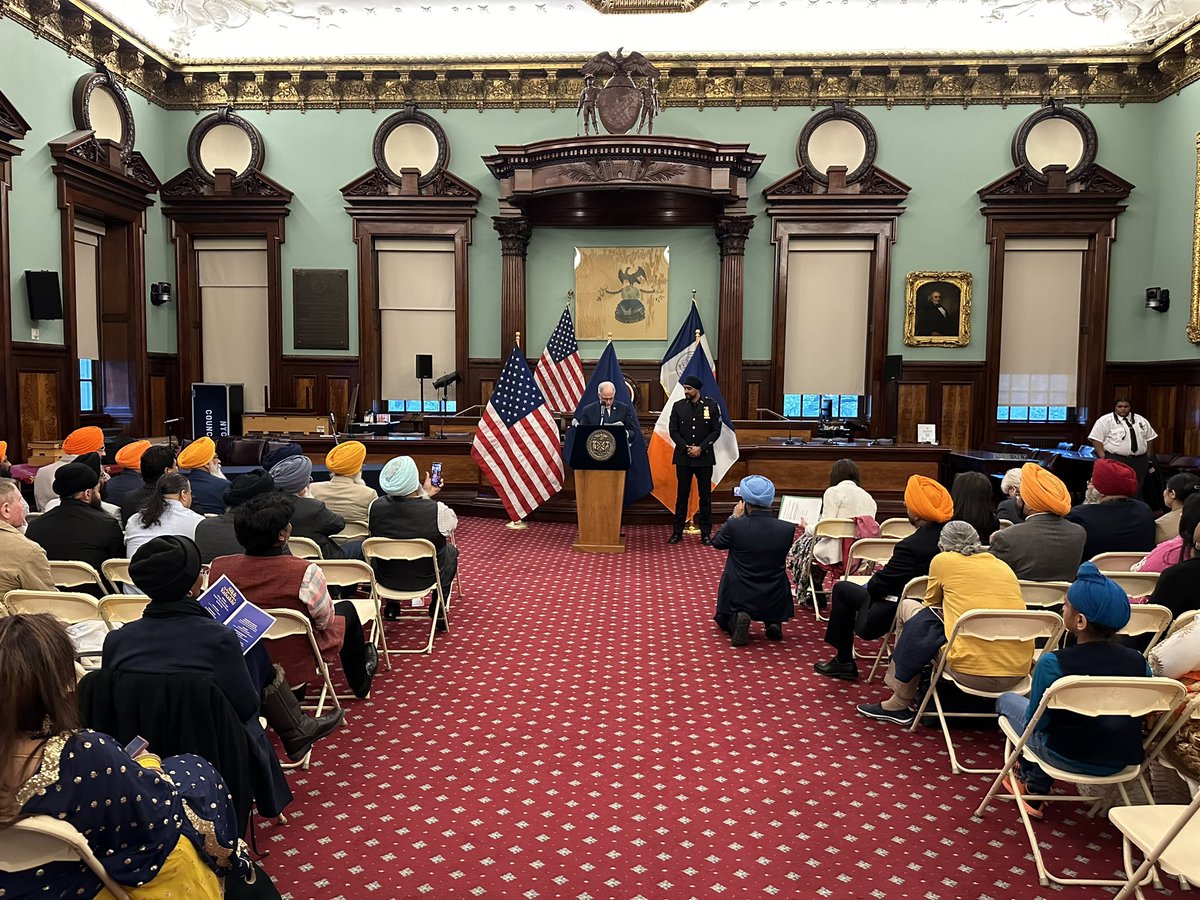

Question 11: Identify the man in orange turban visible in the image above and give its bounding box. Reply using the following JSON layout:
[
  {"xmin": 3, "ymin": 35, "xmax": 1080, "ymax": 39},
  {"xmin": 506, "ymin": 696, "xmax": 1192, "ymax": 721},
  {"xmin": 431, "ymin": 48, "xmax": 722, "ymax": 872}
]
[
  {"xmin": 34, "ymin": 426, "xmax": 107, "ymax": 512},
  {"xmin": 815, "ymin": 474, "xmax": 954, "ymax": 682},
  {"xmin": 176, "ymin": 437, "xmax": 227, "ymax": 515},
  {"xmin": 310, "ymin": 440, "xmax": 378, "ymax": 527},
  {"xmin": 0, "ymin": 440, "xmax": 9, "ymax": 478},
  {"xmin": 104, "ymin": 439, "xmax": 152, "ymax": 509},
  {"xmin": 988, "ymin": 463, "xmax": 1087, "ymax": 581},
  {"xmin": 1065, "ymin": 458, "xmax": 1157, "ymax": 561}
]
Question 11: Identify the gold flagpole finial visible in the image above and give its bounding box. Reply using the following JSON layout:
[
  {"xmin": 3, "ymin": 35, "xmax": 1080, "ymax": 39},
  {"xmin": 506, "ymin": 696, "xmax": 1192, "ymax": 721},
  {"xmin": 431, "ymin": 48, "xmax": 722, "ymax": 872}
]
[
  {"xmin": 608, "ymin": 331, "xmax": 613, "ymax": 342},
  {"xmin": 515, "ymin": 331, "xmax": 521, "ymax": 349},
  {"xmin": 566, "ymin": 289, "xmax": 574, "ymax": 307},
  {"xmin": 691, "ymin": 289, "xmax": 697, "ymax": 302},
  {"xmin": 694, "ymin": 328, "xmax": 702, "ymax": 344}
]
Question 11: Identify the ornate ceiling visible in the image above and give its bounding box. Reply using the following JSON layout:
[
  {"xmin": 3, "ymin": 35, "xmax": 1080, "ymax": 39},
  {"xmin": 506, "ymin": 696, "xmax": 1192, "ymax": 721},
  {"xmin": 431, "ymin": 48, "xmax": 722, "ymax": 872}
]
[{"xmin": 72, "ymin": 0, "xmax": 1200, "ymax": 59}]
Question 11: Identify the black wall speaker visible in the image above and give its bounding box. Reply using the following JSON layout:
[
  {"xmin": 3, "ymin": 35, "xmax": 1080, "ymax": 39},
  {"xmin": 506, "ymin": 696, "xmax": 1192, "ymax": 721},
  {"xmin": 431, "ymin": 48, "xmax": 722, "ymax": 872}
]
[
  {"xmin": 415, "ymin": 354, "xmax": 433, "ymax": 380},
  {"xmin": 884, "ymin": 354, "xmax": 903, "ymax": 382},
  {"xmin": 25, "ymin": 271, "xmax": 64, "ymax": 321}
]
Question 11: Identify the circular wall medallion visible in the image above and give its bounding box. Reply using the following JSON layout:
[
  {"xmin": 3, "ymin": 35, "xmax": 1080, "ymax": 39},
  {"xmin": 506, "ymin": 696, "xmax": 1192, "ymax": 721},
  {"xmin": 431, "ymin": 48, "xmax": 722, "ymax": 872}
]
[
  {"xmin": 797, "ymin": 105, "xmax": 877, "ymax": 185},
  {"xmin": 1011, "ymin": 102, "xmax": 1097, "ymax": 183},
  {"xmin": 186, "ymin": 109, "xmax": 265, "ymax": 184},
  {"xmin": 372, "ymin": 106, "xmax": 449, "ymax": 187},
  {"xmin": 586, "ymin": 428, "xmax": 618, "ymax": 462},
  {"xmin": 72, "ymin": 71, "xmax": 135, "ymax": 156}
]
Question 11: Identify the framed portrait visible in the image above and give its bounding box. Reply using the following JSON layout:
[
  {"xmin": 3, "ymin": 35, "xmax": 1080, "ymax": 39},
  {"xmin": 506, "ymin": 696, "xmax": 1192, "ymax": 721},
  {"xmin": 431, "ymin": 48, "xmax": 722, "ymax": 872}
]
[
  {"xmin": 903, "ymin": 271, "xmax": 972, "ymax": 348},
  {"xmin": 574, "ymin": 246, "xmax": 669, "ymax": 341}
]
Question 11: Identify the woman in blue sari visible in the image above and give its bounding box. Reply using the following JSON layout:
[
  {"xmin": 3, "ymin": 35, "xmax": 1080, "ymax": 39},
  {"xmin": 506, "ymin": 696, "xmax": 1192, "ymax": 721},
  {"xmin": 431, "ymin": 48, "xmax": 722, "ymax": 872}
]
[{"xmin": 0, "ymin": 613, "xmax": 254, "ymax": 898}]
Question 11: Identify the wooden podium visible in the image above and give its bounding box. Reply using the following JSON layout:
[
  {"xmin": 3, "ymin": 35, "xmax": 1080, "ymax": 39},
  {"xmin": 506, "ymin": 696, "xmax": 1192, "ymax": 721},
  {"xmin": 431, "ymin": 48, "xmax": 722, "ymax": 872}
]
[{"xmin": 570, "ymin": 424, "xmax": 629, "ymax": 554}]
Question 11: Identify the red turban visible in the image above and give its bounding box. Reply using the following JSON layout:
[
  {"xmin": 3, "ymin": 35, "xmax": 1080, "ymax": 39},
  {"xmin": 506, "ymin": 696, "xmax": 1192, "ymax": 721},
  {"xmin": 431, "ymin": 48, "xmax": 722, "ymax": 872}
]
[{"xmin": 1091, "ymin": 458, "xmax": 1138, "ymax": 498}]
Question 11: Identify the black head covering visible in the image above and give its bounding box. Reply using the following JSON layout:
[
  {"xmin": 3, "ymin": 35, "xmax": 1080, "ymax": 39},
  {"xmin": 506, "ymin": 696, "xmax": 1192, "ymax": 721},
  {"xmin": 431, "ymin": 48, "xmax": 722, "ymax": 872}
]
[
  {"xmin": 262, "ymin": 443, "xmax": 303, "ymax": 471},
  {"xmin": 682, "ymin": 375, "xmax": 703, "ymax": 389},
  {"xmin": 224, "ymin": 469, "xmax": 276, "ymax": 508},
  {"xmin": 76, "ymin": 451, "xmax": 103, "ymax": 476},
  {"xmin": 130, "ymin": 535, "xmax": 202, "ymax": 604},
  {"xmin": 53, "ymin": 461, "xmax": 99, "ymax": 496}
]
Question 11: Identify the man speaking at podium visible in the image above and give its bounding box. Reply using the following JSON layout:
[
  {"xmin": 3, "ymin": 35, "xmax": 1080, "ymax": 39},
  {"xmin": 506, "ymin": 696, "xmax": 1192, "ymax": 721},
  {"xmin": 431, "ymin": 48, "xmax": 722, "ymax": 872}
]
[{"xmin": 577, "ymin": 381, "xmax": 634, "ymax": 428}]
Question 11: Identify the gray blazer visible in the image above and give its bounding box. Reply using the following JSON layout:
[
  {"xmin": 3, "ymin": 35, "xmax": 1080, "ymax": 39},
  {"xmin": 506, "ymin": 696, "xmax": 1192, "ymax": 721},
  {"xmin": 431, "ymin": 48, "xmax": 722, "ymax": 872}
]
[{"xmin": 988, "ymin": 513, "xmax": 1087, "ymax": 583}]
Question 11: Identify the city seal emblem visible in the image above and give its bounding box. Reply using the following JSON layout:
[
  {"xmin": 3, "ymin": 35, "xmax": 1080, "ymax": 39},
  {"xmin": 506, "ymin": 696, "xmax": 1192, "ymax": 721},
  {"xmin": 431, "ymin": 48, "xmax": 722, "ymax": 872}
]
[{"xmin": 586, "ymin": 428, "xmax": 617, "ymax": 462}]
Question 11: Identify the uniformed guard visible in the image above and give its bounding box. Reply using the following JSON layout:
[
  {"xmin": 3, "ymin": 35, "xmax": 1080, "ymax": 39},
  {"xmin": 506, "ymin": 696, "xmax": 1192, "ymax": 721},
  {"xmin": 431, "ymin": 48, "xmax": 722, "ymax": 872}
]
[{"xmin": 668, "ymin": 374, "xmax": 722, "ymax": 544}]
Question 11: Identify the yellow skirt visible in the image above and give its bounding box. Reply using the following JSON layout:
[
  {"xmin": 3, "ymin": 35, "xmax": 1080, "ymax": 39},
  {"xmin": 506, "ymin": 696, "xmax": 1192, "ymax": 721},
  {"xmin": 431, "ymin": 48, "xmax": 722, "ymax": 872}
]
[{"xmin": 94, "ymin": 834, "xmax": 221, "ymax": 900}]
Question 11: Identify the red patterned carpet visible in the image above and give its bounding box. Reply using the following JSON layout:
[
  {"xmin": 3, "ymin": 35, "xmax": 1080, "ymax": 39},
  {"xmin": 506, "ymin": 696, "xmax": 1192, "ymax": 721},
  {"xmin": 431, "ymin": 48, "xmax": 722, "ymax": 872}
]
[{"xmin": 259, "ymin": 517, "xmax": 1158, "ymax": 899}]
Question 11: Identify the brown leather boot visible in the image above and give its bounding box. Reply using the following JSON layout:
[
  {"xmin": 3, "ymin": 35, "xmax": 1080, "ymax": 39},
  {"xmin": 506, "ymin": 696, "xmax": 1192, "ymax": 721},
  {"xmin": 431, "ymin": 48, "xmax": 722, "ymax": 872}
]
[{"xmin": 260, "ymin": 664, "xmax": 344, "ymax": 761}]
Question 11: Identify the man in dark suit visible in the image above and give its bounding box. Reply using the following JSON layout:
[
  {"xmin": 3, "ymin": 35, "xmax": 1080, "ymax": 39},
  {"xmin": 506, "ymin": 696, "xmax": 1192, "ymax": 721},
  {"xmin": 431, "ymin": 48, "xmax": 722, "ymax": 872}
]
[
  {"xmin": 988, "ymin": 463, "xmax": 1086, "ymax": 582},
  {"xmin": 1066, "ymin": 457, "xmax": 1156, "ymax": 561},
  {"xmin": 26, "ymin": 459, "xmax": 125, "ymax": 580},
  {"xmin": 815, "ymin": 475, "xmax": 954, "ymax": 681},
  {"xmin": 712, "ymin": 475, "xmax": 796, "ymax": 646},
  {"xmin": 177, "ymin": 436, "xmax": 228, "ymax": 516},
  {"xmin": 914, "ymin": 289, "xmax": 957, "ymax": 337},
  {"xmin": 669, "ymin": 375, "xmax": 723, "ymax": 545},
  {"xmin": 194, "ymin": 469, "xmax": 277, "ymax": 564},
  {"xmin": 269, "ymin": 454, "xmax": 347, "ymax": 560},
  {"xmin": 576, "ymin": 380, "xmax": 635, "ymax": 428}
]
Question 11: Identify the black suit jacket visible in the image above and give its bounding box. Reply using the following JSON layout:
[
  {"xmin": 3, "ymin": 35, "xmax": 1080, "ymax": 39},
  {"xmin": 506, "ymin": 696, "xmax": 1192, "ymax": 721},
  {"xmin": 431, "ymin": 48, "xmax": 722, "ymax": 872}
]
[
  {"xmin": 866, "ymin": 522, "xmax": 944, "ymax": 602},
  {"xmin": 289, "ymin": 495, "xmax": 345, "ymax": 559},
  {"xmin": 578, "ymin": 399, "xmax": 636, "ymax": 428},
  {"xmin": 26, "ymin": 498, "xmax": 125, "ymax": 573},
  {"xmin": 711, "ymin": 509, "xmax": 796, "ymax": 622},
  {"xmin": 915, "ymin": 299, "xmax": 955, "ymax": 337},
  {"xmin": 1066, "ymin": 499, "xmax": 1157, "ymax": 561}
]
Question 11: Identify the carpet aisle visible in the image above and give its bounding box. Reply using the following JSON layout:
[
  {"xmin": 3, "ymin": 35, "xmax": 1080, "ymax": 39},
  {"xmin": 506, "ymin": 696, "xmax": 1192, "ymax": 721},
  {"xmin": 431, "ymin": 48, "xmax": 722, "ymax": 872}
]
[{"xmin": 261, "ymin": 517, "xmax": 1162, "ymax": 899}]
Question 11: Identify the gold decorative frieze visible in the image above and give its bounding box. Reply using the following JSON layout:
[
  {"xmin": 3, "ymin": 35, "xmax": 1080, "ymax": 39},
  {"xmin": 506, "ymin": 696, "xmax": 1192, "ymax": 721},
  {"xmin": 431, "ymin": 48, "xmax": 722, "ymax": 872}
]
[{"xmin": 8, "ymin": 1, "xmax": 1200, "ymax": 110}]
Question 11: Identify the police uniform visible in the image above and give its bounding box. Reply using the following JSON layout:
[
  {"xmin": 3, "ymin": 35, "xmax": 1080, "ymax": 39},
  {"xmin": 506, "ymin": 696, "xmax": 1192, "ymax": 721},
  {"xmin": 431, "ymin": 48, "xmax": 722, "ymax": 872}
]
[{"xmin": 669, "ymin": 394, "xmax": 722, "ymax": 538}]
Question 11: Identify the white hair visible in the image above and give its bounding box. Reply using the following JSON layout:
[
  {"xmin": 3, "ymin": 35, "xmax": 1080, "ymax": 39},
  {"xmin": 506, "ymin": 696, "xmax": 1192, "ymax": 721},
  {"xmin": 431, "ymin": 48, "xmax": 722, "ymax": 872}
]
[
  {"xmin": 598, "ymin": 381, "xmax": 616, "ymax": 396},
  {"xmin": 1000, "ymin": 468, "xmax": 1023, "ymax": 495}
]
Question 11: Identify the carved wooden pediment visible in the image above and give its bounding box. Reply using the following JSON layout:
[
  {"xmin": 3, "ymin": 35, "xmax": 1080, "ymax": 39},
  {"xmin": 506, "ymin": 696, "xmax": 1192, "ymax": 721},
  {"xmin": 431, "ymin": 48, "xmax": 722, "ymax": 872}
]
[
  {"xmin": 161, "ymin": 167, "xmax": 292, "ymax": 205},
  {"xmin": 979, "ymin": 164, "xmax": 1133, "ymax": 202},
  {"xmin": 49, "ymin": 130, "xmax": 159, "ymax": 201},
  {"xmin": 340, "ymin": 166, "xmax": 480, "ymax": 207},
  {"xmin": 764, "ymin": 165, "xmax": 910, "ymax": 202},
  {"xmin": 0, "ymin": 89, "xmax": 31, "ymax": 149}
]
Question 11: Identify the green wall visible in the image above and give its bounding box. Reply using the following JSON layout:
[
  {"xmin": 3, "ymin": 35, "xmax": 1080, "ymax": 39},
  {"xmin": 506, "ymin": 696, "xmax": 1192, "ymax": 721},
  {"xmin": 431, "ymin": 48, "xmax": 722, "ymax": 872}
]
[{"xmin": 3, "ymin": 15, "xmax": 1198, "ymax": 370}]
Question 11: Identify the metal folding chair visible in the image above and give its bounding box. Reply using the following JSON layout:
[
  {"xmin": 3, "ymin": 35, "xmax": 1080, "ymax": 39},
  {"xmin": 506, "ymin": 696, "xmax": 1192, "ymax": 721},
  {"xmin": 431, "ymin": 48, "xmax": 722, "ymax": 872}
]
[
  {"xmin": 261, "ymin": 608, "xmax": 342, "ymax": 770},
  {"xmin": 842, "ymin": 537, "xmax": 899, "ymax": 586},
  {"xmin": 98, "ymin": 594, "xmax": 151, "ymax": 630},
  {"xmin": 0, "ymin": 815, "xmax": 130, "ymax": 899},
  {"xmin": 332, "ymin": 521, "xmax": 369, "ymax": 545},
  {"xmin": 1119, "ymin": 603, "xmax": 1174, "ymax": 657},
  {"xmin": 1167, "ymin": 608, "xmax": 1197, "ymax": 638},
  {"xmin": 1092, "ymin": 552, "xmax": 1150, "ymax": 572},
  {"xmin": 314, "ymin": 558, "xmax": 392, "ymax": 672},
  {"xmin": 865, "ymin": 576, "xmax": 928, "ymax": 684},
  {"xmin": 3, "ymin": 590, "xmax": 104, "ymax": 625},
  {"xmin": 1103, "ymin": 571, "xmax": 1161, "ymax": 602},
  {"xmin": 100, "ymin": 559, "xmax": 136, "ymax": 592},
  {"xmin": 285, "ymin": 536, "xmax": 323, "ymax": 560},
  {"xmin": 879, "ymin": 517, "xmax": 916, "ymax": 539},
  {"xmin": 974, "ymin": 675, "xmax": 1188, "ymax": 889},
  {"xmin": 48, "ymin": 560, "xmax": 106, "ymax": 594},
  {"xmin": 362, "ymin": 537, "xmax": 446, "ymax": 656},
  {"xmin": 805, "ymin": 517, "xmax": 857, "ymax": 622},
  {"xmin": 911, "ymin": 608, "xmax": 1062, "ymax": 774}
]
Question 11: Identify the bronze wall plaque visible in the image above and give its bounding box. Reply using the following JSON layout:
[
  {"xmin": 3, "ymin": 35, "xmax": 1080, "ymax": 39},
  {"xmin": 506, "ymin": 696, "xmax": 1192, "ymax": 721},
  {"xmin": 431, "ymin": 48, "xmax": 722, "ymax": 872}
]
[{"xmin": 293, "ymin": 268, "xmax": 350, "ymax": 351}]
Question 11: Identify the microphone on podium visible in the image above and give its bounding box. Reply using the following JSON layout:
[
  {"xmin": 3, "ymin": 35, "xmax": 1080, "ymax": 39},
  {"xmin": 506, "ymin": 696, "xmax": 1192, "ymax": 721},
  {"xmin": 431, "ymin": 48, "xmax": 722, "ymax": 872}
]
[{"xmin": 756, "ymin": 409, "xmax": 799, "ymax": 446}]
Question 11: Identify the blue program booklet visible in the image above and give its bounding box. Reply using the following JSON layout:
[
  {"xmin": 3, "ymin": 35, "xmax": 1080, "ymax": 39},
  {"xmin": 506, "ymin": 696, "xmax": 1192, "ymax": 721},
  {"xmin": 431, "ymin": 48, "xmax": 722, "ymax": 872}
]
[{"xmin": 197, "ymin": 575, "xmax": 275, "ymax": 655}]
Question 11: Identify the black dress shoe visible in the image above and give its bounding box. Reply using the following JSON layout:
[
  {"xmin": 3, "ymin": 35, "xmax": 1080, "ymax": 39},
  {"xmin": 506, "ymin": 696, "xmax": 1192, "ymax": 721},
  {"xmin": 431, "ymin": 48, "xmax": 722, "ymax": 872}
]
[
  {"xmin": 813, "ymin": 658, "xmax": 859, "ymax": 681},
  {"xmin": 668, "ymin": 533, "xmax": 683, "ymax": 545},
  {"xmin": 700, "ymin": 534, "xmax": 712, "ymax": 546},
  {"xmin": 765, "ymin": 622, "xmax": 783, "ymax": 641},
  {"xmin": 731, "ymin": 611, "xmax": 751, "ymax": 647},
  {"xmin": 383, "ymin": 601, "xmax": 400, "ymax": 621}
]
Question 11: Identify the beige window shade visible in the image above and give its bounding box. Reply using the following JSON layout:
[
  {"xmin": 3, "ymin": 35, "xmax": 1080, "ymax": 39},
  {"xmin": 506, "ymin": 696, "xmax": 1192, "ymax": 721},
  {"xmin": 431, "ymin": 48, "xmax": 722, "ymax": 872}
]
[
  {"xmin": 998, "ymin": 237, "xmax": 1088, "ymax": 408},
  {"xmin": 196, "ymin": 240, "xmax": 270, "ymax": 413},
  {"xmin": 783, "ymin": 239, "xmax": 873, "ymax": 396},
  {"xmin": 377, "ymin": 240, "xmax": 457, "ymax": 400},
  {"xmin": 73, "ymin": 229, "xmax": 101, "ymax": 362}
]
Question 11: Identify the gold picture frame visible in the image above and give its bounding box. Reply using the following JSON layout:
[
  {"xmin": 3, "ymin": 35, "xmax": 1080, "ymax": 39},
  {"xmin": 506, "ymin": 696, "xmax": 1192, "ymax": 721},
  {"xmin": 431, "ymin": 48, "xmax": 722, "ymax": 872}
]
[
  {"xmin": 903, "ymin": 271, "xmax": 973, "ymax": 347},
  {"xmin": 1189, "ymin": 133, "xmax": 1200, "ymax": 344},
  {"xmin": 574, "ymin": 246, "xmax": 669, "ymax": 341}
]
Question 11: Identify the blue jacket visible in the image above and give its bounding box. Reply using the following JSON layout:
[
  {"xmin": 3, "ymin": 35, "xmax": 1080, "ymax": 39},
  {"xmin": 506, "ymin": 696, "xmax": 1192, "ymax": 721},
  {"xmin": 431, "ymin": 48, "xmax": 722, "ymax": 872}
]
[
  {"xmin": 185, "ymin": 469, "xmax": 229, "ymax": 516},
  {"xmin": 711, "ymin": 508, "xmax": 796, "ymax": 622}
]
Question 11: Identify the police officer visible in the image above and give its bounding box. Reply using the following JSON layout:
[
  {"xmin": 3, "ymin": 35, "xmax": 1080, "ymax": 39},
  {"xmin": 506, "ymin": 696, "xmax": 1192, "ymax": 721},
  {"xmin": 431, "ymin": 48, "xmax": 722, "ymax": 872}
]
[{"xmin": 669, "ymin": 374, "xmax": 722, "ymax": 545}]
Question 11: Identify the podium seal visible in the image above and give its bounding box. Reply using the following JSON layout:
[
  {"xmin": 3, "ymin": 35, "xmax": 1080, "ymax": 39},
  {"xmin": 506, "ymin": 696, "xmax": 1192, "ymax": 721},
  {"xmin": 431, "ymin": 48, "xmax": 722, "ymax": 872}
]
[{"xmin": 586, "ymin": 428, "xmax": 617, "ymax": 462}]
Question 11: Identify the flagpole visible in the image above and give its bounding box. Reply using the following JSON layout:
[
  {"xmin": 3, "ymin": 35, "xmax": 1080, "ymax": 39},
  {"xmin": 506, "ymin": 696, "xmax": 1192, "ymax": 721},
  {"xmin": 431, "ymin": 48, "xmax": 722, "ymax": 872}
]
[{"xmin": 506, "ymin": 333, "xmax": 531, "ymax": 531}]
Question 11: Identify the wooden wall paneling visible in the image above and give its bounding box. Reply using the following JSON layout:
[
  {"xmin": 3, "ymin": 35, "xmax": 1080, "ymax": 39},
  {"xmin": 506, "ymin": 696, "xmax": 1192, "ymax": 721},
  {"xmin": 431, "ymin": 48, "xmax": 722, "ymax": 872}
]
[
  {"xmin": 149, "ymin": 376, "xmax": 168, "ymax": 433},
  {"xmin": 18, "ymin": 372, "xmax": 61, "ymax": 446},
  {"xmin": 274, "ymin": 356, "xmax": 362, "ymax": 424},
  {"xmin": 146, "ymin": 353, "xmax": 179, "ymax": 436},
  {"xmin": 1185, "ymin": 385, "xmax": 1200, "ymax": 457},
  {"xmin": 896, "ymin": 382, "xmax": 928, "ymax": 444},
  {"xmin": 940, "ymin": 383, "xmax": 974, "ymax": 451},
  {"xmin": 294, "ymin": 377, "xmax": 316, "ymax": 411},
  {"xmin": 328, "ymin": 377, "xmax": 351, "ymax": 428},
  {"xmin": 0, "ymin": 92, "xmax": 30, "ymax": 455},
  {"xmin": 1146, "ymin": 384, "xmax": 1179, "ymax": 449},
  {"xmin": 12, "ymin": 343, "xmax": 72, "ymax": 459},
  {"xmin": 1103, "ymin": 361, "xmax": 1200, "ymax": 458}
]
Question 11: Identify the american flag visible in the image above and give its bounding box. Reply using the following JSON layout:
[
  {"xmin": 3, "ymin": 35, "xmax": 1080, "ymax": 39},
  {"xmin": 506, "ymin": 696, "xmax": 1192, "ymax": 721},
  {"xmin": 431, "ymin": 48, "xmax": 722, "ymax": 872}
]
[
  {"xmin": 534, "ymin": 309, "xmax": 585, "ymax": 413},
  {"xmin": 471, "ymin": 348, "xmax": 564, "ymax": 521}
]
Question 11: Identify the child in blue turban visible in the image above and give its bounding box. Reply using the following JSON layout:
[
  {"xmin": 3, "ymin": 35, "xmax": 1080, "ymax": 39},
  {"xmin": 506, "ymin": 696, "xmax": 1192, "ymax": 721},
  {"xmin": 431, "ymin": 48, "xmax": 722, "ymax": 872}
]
[{"xmin": 995, "ymin": 562, "xmax": 1150, "ymax": 818}]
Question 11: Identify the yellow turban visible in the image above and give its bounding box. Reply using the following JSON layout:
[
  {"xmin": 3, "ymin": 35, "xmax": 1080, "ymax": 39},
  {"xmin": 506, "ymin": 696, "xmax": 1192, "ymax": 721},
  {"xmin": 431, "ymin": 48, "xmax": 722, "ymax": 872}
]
[
  {"xmin": 0, "ymin": 440, "xmax": 7, "ymax": 460},
  {"xmin": 63, "ymin": 426, "xmax": 104, "ymax": 456},
  {"xmin": 115, "ymin": 440, "xmax": 151, "ymax": 468},
  {"xmin": 326, "ymin": 441, "xmax": 366, "ymax": 476},
  {"xmin": 177, "ymin": 436, "xmax": 216, "ymax": 470},
  {"xmin": 904, "ymin": 474, "xmax": 954, "ymax": 524},
  {"xmin": 1020, "ymin": 462, "xmax": 1071, "ymax": 517}
]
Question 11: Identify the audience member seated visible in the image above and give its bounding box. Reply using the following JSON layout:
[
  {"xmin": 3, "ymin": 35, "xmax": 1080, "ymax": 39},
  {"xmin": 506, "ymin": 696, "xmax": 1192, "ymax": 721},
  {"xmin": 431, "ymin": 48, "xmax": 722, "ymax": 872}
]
[
  {"xmin": 996, "ymin": 563, "xmax": 1150, "ymax": 818},
  {"xmin": 815, "ymin": 475, "xmax": 953, "ymax": 682},
  {"xmin": 309, "ymin": 440, "xmax": 378, "ymax": 526},
  {"xmin": 40, "ymin": 452, "xmax": 121, "ymax": 521},
  {"xmin": 988, "ymin": 463, "xmax": 1086, "ymax": 582},
  {"xmin": 34, "ymin": 425, "xmax": 104, "ymax": 511},
  {"xmin": 26, "ymin": 460, "xmax": 124, "ymax": 577},
  {"xmin": 102, "ymin": 439, "xmax": 150, "ymax": 509},
  {"xmin": 119, "ymin": 443, "xmax": 178, "ymax": 525},
  {"xmin": 194, "ymin": 469, "xmax": 276, "ymax": 564},
  {"xmin": 950, "ymin": 471, "xmax": 1001, "ymax": 543},
  {"xmin": 0, "ymin": 613, "xmax": 254, "ymax": 897},
  {"xmin": 104, "ymin": 536, "xmax": 342, "ymax": 769},
  {"xmin": 208, "ymin": 493, "xmax": 377, "ymax": 698},
  {"xmin": 1147, "ymin": 611, "xmax": 1200, "ymax": 783},
  {"xmin": 177, "ymin": 437, "xmax": 227, "ymax": 515},
  {"xmin": 123, "ymin": 472, "xmax": 205, "ymax": 559},
  {"xmin": 1066, "ymin": 457, "xmax": 1156, "ymax": 561},
  {"xmin": 712, "ymin": 475, "xmax": 796, "ymax": 647},
  {"xmin": 270, "ymin": 455, "xmax": 346, "ymax": 560},
  {"xmin": 856, "ymin": 521, "xmax": 1032, "ymax": 726},
  {"xmin": 0, "ymin": 477, "xmax": 55, "ymax": 594},
  {"xmin": 786, "ymin": 458, "xmax": 877, "ymax": 601},
  {"xmin": 996, "ymin": 467, "xmax": 1026, "ymax": 525},
  {"xmin": 369, "ymin": 455, "xmax": 458, "ymax": 626},
  {"xmin": 0, "ymin": 440, "xmax": 10, "ymax": 478},
  {"xmin": 1147, "ymin": 493, "xmax": 1200, "ymax": 620},
  {"xmin": 263, "ymin": 442, "xmax": 303, "ymax": 472},
  {"xmin": 1156, "ymin": 473, "xmax": 1200, "ymax": 545}
]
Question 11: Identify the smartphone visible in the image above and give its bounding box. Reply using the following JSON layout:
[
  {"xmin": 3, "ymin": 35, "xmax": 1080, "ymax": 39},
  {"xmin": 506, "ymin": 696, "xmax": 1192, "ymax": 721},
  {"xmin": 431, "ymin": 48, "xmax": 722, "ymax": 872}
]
[
  {"xmin": 430, "ymin": 461, "xmax": 443, "ymax": 488},
  {"xmin": 124, "ymin": 735, "xmax": 149, "ymax": 758},
  {"xmin": 733, "ymin": 485, "xmax": 741, "ymax": 497}
]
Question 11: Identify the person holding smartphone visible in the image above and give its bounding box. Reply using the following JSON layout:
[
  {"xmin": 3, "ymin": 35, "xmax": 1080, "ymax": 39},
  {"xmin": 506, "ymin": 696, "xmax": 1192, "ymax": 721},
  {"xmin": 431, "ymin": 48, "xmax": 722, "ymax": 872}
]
[{"xmin": 711, "ymin": 475, "xmax": 796, "ymax": 647}]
